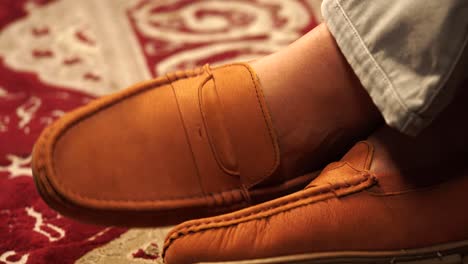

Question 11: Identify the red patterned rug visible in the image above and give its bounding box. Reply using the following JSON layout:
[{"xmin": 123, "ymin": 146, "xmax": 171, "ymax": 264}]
[{"xmin": 0, "ymin": 1, "xmax": 319, "ymax": 263}]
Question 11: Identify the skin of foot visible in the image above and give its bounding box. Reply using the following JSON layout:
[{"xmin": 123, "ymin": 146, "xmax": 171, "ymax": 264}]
[{"xmin": 251, "ymin": 23, "xmax": 383, "ymax": 182}]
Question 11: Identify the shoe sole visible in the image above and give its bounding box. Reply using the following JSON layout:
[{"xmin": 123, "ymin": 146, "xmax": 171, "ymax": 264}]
[{"xmin": 197, "ymin": 240, "xmax": 468, "ymax": 264}]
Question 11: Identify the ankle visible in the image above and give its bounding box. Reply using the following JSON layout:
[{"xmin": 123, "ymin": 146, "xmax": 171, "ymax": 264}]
[{"xmin": 251, "ymin": 23, "xmax": 383, "ymax": 175}]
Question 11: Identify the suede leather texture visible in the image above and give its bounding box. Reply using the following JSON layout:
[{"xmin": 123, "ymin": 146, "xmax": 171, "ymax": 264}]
[
  {"xmin": 163, "ymin": 141, "xmax": 468, "ymax": 263},
  {"xmin": 31, "ymin": 63, "xmax": 315, "ymax": 226}
]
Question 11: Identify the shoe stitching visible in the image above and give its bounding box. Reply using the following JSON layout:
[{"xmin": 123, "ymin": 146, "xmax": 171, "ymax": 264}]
[
  {"xmin": 33, "ymin": 63, "xmax": 278, "ymax": 205},
  {"xmin": 169, "ymin": 74, "xmax": 208, "ymax": 196},
  {"xmin": 166, "ymin": 174, "xmax": 371, "ymax": 231},
  {"xmin": 198, "ymin": 66, "xmax": 240, "ymax": 176},
  {"xmin": 237, "ymin": 63, "xmax": 280, "ymax": 188},
  {"xmin": 162, "ymin": 174, "xmax": 376, "ymax": 258}
]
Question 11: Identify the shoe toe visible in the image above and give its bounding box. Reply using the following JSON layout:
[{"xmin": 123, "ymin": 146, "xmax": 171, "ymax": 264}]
[
  {"xmin": 31, "ymin": 63, "xmax": 286, "ymax": 226},
  {"xmin": 32, "ymin": 79, "xmax": 205, "ymax": 224}
]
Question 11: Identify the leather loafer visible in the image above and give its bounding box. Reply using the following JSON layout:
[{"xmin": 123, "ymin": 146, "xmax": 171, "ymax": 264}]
[
  {"xmin": 32, "ymin": 63, "xmax": 318, "ymax": 226},
  {"xmin": 163, "ymin": 141, "xmax": 468, "ymax": 264}
]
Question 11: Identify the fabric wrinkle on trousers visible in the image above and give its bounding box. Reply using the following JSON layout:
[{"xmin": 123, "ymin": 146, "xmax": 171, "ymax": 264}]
[{"xmin": 322, "ymin": 0, "xmax": 468, "ymax": 136}]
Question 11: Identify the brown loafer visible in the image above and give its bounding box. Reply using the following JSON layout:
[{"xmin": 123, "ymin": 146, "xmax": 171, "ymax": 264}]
[
  {"xmin": 32, "ymin": 63, "xmax": 320, "ymax": 226},
  {"xmin": 163, "ymin": 141, "xmax": 468, "ymax": 264}
]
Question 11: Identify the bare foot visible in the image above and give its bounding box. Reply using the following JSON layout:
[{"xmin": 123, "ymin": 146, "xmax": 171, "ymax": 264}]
[{"xmin": 251, "ymin": 23, "xmax": 382, "ymax": 181}]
